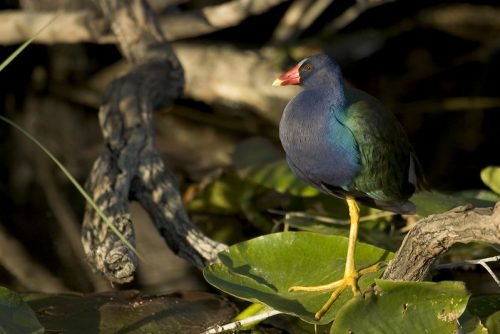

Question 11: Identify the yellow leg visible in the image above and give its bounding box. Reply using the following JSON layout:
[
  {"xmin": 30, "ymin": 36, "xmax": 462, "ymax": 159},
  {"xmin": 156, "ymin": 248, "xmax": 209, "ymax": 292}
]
[
  {"xmin": 344, "ymin": 197, "xmax": 360, "ymax": 289},
  {"xmin": 289, "ymin": 197, "xmax": 382, "ymax": 320}
]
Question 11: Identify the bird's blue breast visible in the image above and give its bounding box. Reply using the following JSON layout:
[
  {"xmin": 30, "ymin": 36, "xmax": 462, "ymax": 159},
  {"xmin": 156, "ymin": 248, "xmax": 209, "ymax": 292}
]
[{"xmin": 279, "ymin": 89, "xmax": 361, "ymax": 189}]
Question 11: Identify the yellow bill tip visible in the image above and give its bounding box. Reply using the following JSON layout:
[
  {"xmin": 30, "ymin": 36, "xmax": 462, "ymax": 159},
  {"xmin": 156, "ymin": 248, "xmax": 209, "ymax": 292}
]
[{"xmin": 272, "ymin": 78, "xmax": 283, "ymax": 87}]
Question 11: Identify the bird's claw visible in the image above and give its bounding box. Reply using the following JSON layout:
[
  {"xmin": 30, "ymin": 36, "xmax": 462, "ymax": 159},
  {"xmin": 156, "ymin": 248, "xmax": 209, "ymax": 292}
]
[{"xmin": 289, "ymin": 262, "xmax": 385, "ymax": 320}]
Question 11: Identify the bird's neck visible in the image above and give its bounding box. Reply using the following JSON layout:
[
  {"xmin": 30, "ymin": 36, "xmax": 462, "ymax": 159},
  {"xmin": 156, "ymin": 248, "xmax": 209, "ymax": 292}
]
[{"xmin": 303, "ymin": 72, "xmax": 346, "ymax": 113}]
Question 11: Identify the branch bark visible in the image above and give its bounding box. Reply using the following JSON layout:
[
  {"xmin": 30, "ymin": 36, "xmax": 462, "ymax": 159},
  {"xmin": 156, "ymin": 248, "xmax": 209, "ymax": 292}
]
[
  {"xmin": 82, "ymin": 0, "xmax": 226, "ymax": 284},
  {"xmin": 382, "ymin": 203, "xmax": 500, "ymax": 282}
]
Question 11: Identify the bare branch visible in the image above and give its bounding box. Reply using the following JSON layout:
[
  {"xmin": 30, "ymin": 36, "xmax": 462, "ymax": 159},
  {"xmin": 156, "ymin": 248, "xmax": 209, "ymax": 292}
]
[
  {"xmin": 162, "ymin": 0, "xmax": 289, "ymax": 41},
  {"xmin": 417, "ymin": 4, "xmax": 500, "ymax": 44},
  {"xmin": 202, "ymin": 309, "xmax": 282, "ymax": 334},
  {"xmin": 402, "ymin": 97, "xmax": 500, "ymax": 113},
  {"xmin": 323, "ymin": 0, "xmax": 394, "ymax": 34},
  {"xmin": 0, "ymin": 10, "xmax": 112, "ymax": 45},
  {"xmin": 270, "ymin": 0, "xmax": 314, "ymax": 45},
  {"xmin": 436, "ymin": 255, "xmax": 500, "ymax": 288},
  {"xmin": 270, "ymin": 0, "xmax": 333, "ymax": 46},
  {"xmin": 382, "ymin": 203, "xmax": 500, "ymax": 282},
  {"xmin": 0, "ymin": 0, "xmax": 289, "ymax": 45}
]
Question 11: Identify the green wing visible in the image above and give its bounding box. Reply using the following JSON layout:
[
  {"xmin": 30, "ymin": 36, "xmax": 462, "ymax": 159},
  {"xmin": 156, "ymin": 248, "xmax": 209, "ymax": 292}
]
[{"xmin": 340, "ymin": 87, "xmax": 418, "ymax": 203}]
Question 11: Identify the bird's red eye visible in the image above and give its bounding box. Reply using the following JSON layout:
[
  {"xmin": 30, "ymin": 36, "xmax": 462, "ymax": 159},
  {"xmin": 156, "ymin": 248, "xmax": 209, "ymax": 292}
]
[{"xmin": 303, "ymin": 64, "xmax": 313, "ymax": 72}]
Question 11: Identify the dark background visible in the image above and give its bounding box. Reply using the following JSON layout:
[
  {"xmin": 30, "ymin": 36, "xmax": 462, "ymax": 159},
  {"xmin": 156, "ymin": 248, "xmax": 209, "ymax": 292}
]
[{"xmin": 0, "ymin": 0, "xmax": 499, "ymax": 294}]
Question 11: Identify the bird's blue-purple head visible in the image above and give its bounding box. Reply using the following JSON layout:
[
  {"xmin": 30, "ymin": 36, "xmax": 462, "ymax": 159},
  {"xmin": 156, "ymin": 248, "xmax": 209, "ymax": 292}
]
[{"xmin": 272, "ymin": 54, "xmax": 343, "ymax": 90}]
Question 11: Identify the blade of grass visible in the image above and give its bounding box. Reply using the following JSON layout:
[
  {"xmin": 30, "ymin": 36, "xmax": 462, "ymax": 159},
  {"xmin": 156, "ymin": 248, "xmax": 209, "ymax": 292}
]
[
  {"xmin": 0, "ymin": 117, "xmax": 141, "ymax": 260},
  {"xmin": 0, "ymin": 14, "xmax": 59, "ymax": 72}
]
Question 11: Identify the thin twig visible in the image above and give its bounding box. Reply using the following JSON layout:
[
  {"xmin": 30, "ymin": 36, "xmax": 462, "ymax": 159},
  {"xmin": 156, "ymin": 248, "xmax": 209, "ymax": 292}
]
[
  {"xmin": 270, "ymin": 0, "xmax": 316, "ymax": 45},
  {"xmin": 270, "ymin": 0, "xmax": 334, "ymax": 46},
  {"xmin": 435, "ymin": 255, "xmax": 500, "ymax": 287},
  {"xmin": 290, "ymin": 0, "xmax": 334, "ymax": 43},
  {"xmin": 201, "ymin": 309, "xmax": 282, "ymax": 334},
  {"xmin": 322, "ymin": 0, "xmax": 394, "ymax": 33},
  {"xmin": 268, "ymin": 209, "xmax": 395, "ymax": 224}
]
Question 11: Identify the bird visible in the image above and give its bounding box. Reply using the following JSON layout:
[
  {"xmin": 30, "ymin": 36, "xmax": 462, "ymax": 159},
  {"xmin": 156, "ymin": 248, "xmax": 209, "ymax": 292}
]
[{"xmin": 273, "ymin": 54, "xmax": 424, "ymax": 320}]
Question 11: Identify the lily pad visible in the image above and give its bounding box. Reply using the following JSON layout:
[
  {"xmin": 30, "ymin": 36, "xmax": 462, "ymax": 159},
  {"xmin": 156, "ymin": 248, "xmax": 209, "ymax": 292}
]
[
  {"xmin": 331, "ymin": 280, "xmax": 470, "ymax": 334},
  {"xmin": 0, "ymin": 287, "xmax": 43, "ymax": 334},
  {"xmin": 204, "ymin": 232, "xmax": 392, "ymax": 324}
]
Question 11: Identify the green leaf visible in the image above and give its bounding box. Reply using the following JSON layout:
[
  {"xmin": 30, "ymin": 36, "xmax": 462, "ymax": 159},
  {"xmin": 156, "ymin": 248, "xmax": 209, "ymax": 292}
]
[
  {"xmin": 481, "ymin": 166, "xmax": 500, "ymax": 195},
  {"xmin": 411, "ymin": 191, "xmax": 495, "ymax": 216},
  {"xmin": 486, "ymin": 311, "xmax": 500, "ymax": 334},
  {"xmin": 188, "ymin": 173, "xmax": 245, "ymax": 214},
  {"xmin": 0, "ymin": 287, "xmax": 43, "ymax": 334},
  {"xmin": 331, "ymin": 280, "xmax": 470, "ymax": 334},
  {"xmin": 456, "ymin": 189, "xmax": 500, "ymax": 202},
  {"xmin": 468, "ymin": 294, "xmax": 500, "ymax": 318},
  {"xmin": 283, "ymin": 212, "xmax": 349, "ymax": 236},
  {"xmin": 459, "ymin": 311, "xmax": 488, "ymax": 334},
  {"xmin": 203, "ymin": 232, "xmax": 392, "ymax": 324},
  {"xmin": 244, "ymin": 160, "xmax": 320, "ymax": 197},
  {"xmin": 232, "ymin": 137, "xmax": 282, "ymax": 169}
]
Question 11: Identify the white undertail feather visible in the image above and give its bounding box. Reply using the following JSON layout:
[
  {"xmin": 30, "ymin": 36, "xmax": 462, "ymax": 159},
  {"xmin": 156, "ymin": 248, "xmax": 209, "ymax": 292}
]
[{"xmin": 408, "ymin": 156, "xmax": 417, "ymax": 187}]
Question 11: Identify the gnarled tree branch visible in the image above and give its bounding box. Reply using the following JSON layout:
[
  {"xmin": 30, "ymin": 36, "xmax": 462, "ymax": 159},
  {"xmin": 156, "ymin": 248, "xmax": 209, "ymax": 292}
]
[
  {"xmin": 382, "ymin": 202, "xmax": 500, "ymax": 282},
  {"xmin": 82, "ymin": 0, "xmax": 226, "ymax": 284}
]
